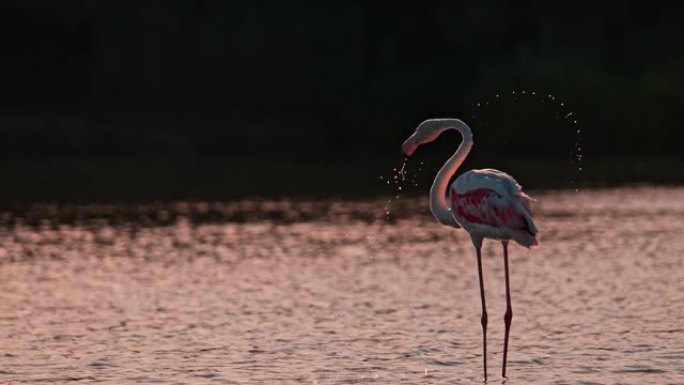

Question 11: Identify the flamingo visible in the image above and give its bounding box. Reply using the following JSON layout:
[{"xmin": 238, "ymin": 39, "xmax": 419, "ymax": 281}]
[{"xmin": 401, "ymin": 118, "xmax": 539, "ymax": 381}]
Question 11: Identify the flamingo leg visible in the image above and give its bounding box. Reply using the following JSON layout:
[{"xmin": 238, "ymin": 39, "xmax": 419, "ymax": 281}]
[
  {"xmin": 502, "ymin": 241, "xmax": 513, "ymax": 378},
  {"xmin": 475, "ymin": 244, "xmax": 488, "ymax": 382}
]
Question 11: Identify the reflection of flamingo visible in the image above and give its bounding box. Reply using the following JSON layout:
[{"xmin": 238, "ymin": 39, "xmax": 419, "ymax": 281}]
[{"xmin": 402, "ymin": 118, "xmax": 539, "ymax": 381}]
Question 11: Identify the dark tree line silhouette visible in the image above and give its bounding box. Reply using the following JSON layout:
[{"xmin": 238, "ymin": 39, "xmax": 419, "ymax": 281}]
[{"xmin": 0, "ymin": 1, "xmax": 681, "ymax": 198}]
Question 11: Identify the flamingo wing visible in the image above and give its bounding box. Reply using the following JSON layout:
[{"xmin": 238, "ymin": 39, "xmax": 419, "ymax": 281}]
[{"xmin": 450, "ymin": 187, "xmax": 538, "ymax": 246}]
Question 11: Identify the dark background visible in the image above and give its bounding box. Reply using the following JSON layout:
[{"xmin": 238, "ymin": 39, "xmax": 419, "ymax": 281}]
[{"xmin": 1, "ymin": 1, "xmax": 682, "ymax": 201}]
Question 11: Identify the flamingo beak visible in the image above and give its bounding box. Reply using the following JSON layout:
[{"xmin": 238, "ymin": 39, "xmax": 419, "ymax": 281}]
[{"xmin": 402, "ymin": 137, "xmax": 418, "ymax": 156}]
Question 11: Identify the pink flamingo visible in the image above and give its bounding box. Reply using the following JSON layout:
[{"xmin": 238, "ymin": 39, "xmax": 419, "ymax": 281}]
[{"xmin": 401, "ymin": 118, "xmax": 539, "ymax": 381}]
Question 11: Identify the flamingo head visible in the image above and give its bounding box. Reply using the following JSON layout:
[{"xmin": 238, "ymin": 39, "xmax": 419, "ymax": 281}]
[
  {"xmin": 401, "ymin": 120, "xmax": 446, "ymax": 156},
  {"xmin": 401, "ymin": 136, "xmax": 419, "ymax": 156}
]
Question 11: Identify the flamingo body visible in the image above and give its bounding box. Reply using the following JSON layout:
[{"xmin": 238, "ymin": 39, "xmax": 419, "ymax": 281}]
[{"xmin": 450, "ymin": 169, "xmax": 538, "ymax": 248}]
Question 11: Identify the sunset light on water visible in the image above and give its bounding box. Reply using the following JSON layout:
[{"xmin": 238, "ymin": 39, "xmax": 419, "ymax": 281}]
[{"xmin": 1, "ymin": 188, "xmax": 682, "ymax": 383}]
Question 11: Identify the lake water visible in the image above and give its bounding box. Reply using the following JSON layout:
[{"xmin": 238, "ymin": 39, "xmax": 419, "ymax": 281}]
[{"xmin": 0, "ymin": 187, "xmax": 682, "ymax": 384}]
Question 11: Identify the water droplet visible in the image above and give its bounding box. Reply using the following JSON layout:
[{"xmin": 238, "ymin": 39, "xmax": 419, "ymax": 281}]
[
  {"xmin": 573, "ymin": 120, "xmax": 578, "ymax": 124},
  {"xmin": 476, "ymin": 103, "xmax": 481, "ymax": 107}
]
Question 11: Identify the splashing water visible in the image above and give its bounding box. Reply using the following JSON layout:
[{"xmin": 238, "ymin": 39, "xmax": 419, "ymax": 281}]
[
  {"xmin": 471, "ymin": 89, "xmax": 583, "ymax": 191},
  {"xmin": 381, "ymin": 158, "xmax": 411, "ymax": 221},
  {"xmin": 381, "ymin": 156, "xmax": 431, "ymax": 221},
  {"xmin": 398, "ymin": 160, "xmax": 408, "ymax": 183}
]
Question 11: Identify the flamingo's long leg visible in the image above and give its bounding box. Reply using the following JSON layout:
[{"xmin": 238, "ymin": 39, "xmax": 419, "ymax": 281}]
[
  {"xmin": 475, "ymin": 245, "xmax": 488, "ymax": 382},
  {"xmin": 502, "ymin": 241, "xmax": 513, "ymax": 378}
]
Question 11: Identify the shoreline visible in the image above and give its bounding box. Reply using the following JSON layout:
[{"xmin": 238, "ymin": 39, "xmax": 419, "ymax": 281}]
[{"xmin": 0, "ymin": 158, "xmax": 682, "ymax": 204}]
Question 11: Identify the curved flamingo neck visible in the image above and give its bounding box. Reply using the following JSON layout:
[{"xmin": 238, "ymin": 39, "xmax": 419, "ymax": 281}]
[{"xmin": 428, "ymin": 119, "xmax": 473, "ymax": 227}]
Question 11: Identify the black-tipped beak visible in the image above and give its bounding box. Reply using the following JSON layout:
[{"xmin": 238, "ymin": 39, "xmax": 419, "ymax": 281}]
[{"xmin": 401, "ymin": 138, "xmax": 417, "ymax": 156}]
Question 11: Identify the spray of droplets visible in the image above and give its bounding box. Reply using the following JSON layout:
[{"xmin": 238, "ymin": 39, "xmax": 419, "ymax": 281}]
[
  {"xmin": 380, "ymin": 158, "xmax": 426, "ymax": 221},
  {"xmin": 470, "ymin": 89, "xmax": 583, "ymax": 192},
  {"xmin": 381, "ymin": 158, "xmax": 407, "ymax": 221}
]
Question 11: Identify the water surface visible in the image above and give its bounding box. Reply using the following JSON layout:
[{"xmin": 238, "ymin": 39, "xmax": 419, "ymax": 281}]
[{"xmin": 0, "ymin": 187, "xmax": 682, "ymax": 384}]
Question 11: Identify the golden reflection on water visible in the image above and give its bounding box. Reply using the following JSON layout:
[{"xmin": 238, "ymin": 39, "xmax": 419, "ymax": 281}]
[{"xmin": 0, "ymin": 187, "xmax": 682, "ymax": 384}]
